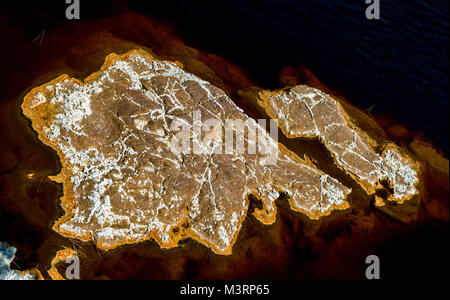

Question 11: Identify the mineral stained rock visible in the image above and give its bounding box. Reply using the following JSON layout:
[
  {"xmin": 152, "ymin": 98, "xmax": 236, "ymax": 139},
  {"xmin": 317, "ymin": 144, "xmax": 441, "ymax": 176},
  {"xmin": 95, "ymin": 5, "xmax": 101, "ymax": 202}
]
[
  {"xmin": 47, "ymin": 248, "xmax": 78, "ymax": 280},
  {"xmin": 22, "ymin": 49, "xmax": 351, "ymax": 255},
  {"xmin": 0, "ymin": 242, "xmax": 42, "ymax": 280},
  {"xmin": 258, "ymin": 86, "xmax": 420, "ymax": 202}
]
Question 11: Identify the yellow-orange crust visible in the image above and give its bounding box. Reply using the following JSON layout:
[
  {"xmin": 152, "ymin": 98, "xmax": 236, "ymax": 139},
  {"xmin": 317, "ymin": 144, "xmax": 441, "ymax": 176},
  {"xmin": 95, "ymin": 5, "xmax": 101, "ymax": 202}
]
[{"xmin": 22, "ymin": 50, "xmax": 352, "ymax": 256}]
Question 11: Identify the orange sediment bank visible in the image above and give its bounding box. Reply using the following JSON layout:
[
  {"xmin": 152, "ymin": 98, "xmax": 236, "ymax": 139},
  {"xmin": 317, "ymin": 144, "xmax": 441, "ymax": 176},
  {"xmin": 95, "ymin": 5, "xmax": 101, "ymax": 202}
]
[
  {"xmin": 47, "ymin": 247, "xmax": 78, "ymax": 280},
  {"xmin": 22, "ymin": 49, "xmax": 353, "ymax": 256}
]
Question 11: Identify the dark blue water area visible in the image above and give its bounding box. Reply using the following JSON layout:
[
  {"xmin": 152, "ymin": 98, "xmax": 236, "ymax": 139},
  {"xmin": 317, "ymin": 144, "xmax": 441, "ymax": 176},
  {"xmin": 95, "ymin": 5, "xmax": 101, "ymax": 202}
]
[{"xmin": 138, "ymin": 0, "xmax": 449, "ymax": 155}]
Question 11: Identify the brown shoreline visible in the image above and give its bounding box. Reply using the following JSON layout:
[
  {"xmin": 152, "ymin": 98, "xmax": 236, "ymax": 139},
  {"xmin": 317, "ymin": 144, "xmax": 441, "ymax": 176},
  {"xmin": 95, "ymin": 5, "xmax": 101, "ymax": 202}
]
[
  {"xmin": 22, "ymin": 49, "xmax": 353, "ymax": 257},
  {"xmin": 256, "ymin": 87, "xmax": 420, "ymax": 202},
  {"xmin": 20, "ymin": 50, "xmax": 253, "ymax": 257}
]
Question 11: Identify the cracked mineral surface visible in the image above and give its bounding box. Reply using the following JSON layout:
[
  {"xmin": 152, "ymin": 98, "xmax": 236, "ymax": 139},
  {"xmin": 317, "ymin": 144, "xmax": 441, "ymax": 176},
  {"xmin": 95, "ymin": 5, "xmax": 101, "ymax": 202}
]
[
  {"xmin": 258, "ymin": 86, "xmax": 420, "ymax": 202},
  {"xmin": 21, "ymin": 50, "xmax": 352, "ymax": 255}
]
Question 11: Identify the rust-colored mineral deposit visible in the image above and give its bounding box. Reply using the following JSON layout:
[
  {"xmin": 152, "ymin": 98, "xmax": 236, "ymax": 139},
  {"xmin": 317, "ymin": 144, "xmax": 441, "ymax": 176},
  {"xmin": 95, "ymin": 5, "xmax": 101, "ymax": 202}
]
[
  {"xmin": 47, "ymin": 248, "xmax": 78, "ymax": 280},
  {"xmin": 22, "ymin": 50, "xmax": 352, "ymax": 255},
  {"xmin": 258, "ymin": 86, "xmax": 420, "ymax": 202}
]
